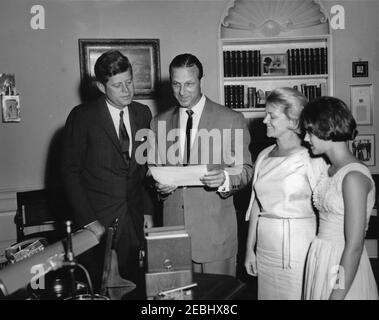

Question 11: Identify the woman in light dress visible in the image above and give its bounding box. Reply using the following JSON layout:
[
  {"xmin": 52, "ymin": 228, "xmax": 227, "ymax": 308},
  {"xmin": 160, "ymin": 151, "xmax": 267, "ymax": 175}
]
[
  {"xmin": 301, "ymin": 97, "xmax": 378, "ymax": 300},
  {"xmin": 244, "ymin": 88, "xmax": 326, "ymax": 299}
]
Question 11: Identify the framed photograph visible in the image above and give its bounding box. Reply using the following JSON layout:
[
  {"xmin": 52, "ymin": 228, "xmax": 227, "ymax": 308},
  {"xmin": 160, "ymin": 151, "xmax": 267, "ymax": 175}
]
[
  {"xmin": 0, "ymin": 73, "xmax": 16, "ymax": 95},
  {"xmin": 1, "ymin": 95, "xmax": 20, "ymax": 122},
  {"xmin": 349, "ymin": 134, "xmax": 375, "ymax": 166},
  {"xmin": 262, "ymin": 53, "xmax": 287, "ymax": 76},
  {"xmin": 352, "ymin": 61, "xmax": 368, "ymax": 77},
  {"xmin": 350, "ymin": 84, "xmax": 373, "ymax": 125},
  {"xmin": 79, "ymin": 39, "xmax": 160, "ymax": 99}
]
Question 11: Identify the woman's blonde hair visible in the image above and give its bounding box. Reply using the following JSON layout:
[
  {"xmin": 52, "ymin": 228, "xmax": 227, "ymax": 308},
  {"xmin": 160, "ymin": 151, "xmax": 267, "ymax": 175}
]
[{"xmin": 266, "ymin": 87, "xmax": 308, "ymax": 134}]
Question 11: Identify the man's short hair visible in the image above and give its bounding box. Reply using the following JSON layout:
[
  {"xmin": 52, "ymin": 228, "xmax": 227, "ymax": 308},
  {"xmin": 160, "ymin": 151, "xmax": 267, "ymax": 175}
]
[
  {"xmin": 169, "ymin": 53, "xmax": 203, "ymax": 79},
  {"xmin": 94, "ymin": 50, "xmax": 133, "ymax": 84}
]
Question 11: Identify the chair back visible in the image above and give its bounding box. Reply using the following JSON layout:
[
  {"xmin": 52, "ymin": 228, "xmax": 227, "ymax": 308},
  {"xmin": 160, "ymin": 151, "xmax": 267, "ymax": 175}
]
[{"xmin": 15, "ymin": 188, "xmax": 70, "ymax": 243}]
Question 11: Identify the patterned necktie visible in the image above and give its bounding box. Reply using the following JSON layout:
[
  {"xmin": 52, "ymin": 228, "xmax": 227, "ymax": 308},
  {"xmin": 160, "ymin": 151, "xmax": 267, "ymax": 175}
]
[
  {"xmin": 185, "ymin": 109, "xmax": 194, "ymax": 165},
  {"xmin": 119, "ymin": 110, "xmax": 130, "ymax": 160}
]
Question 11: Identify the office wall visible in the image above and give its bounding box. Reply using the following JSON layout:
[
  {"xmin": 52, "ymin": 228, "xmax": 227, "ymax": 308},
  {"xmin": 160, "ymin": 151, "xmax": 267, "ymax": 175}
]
[{"xmin": 0, "ymin": 0, "xmax": 378, "ymax": 247}]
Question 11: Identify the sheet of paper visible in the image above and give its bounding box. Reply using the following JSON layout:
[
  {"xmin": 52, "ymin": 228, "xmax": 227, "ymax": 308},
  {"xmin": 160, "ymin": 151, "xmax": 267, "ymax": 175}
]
[{"xmin": 149, "ymin": 165, "xmax": 208, "ymax": 186}]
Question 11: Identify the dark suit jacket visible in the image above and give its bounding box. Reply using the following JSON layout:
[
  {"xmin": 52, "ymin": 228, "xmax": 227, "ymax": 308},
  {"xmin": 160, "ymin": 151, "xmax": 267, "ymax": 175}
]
[
  {"xmin": 61, "ymin": 96, "xmax": 154, "ymax": 247},
  {"xmin": 150, "ymin": 97, "xmax": 253, "ymax": 263}
]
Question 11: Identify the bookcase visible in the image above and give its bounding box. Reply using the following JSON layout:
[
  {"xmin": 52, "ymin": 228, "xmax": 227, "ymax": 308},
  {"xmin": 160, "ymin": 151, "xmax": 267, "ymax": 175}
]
[{"xmin": 219, "ymin": 35, "xmax": 333, "ymax": 118}]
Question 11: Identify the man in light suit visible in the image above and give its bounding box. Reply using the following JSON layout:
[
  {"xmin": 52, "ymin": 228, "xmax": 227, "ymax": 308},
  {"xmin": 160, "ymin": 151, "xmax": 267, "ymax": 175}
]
[
  {"xmin": 61, "ymin": 50, "xmax": 154, "ymax": 293},
  {"xmin": 150, "ymin": 53, "xmax": 253, "ymax": 276}
]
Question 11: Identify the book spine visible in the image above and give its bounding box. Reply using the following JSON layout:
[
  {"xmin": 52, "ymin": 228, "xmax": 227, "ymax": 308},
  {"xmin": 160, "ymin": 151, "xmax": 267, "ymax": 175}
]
[
  {"xmin": 247, "ymin": 87, "xmax": 256, "ymax": 108},
  {"xmin": 242, "ymin": 51, "xmax": 248, "ymax": 77},
  {"xmin": 300, "ymin": 48, "xmax": 305, "ymax": 75},
  {"xmin": 309, "ymin": 48, "xmax": 315, "ymax": 75},
  {"xmin": 223, "ymin": 51, "xmax": 230, "ymax": 77},
  {"xmin": 253, "ymin": 51, "xmax": 258, "ymax": 76},
  {"xmin": 248, "ymin": 50, "xmax": 253, "ymax": 77},
  {"xmin": 320, "ymin": 47, "xmax": 328, "ymax": 74},
  {"xmin": 229, "ymin": 85, "xmax": 235, "ymax": 109},
  {"xmin": 305, "ymin": 48, "xmax": 310, "ymax": 75},
  {"xmin": 295, "ymin": 49, "xmax": 300, "ymax": 75},
  {"xmin": 224, "ymin": 85, "xmax": 229, "ymax": 108},
  {"xmin": 287, "ymin": 49, "xmax": 292, "ymax": 75},
  {"xmin": 257, "ymin": 50, "xmax": 261, "ymax": 76},
  {"xmin": 230, "ymin": 51, "xmax": 236, "ymax": 77},
  {"xmin": 239, "ymin": 85, "xmax": 245, "ymax": 108},
  {"xmin": 236, "ymin": 51, "xmax": 242, "ymax": 77},
  {"xmin": 314, "ymin": 48, "xmax": 320, "ymax": 74},
  {"xmin": 316, "ymin": 84, "xmax": 321, "ymax": 98}
]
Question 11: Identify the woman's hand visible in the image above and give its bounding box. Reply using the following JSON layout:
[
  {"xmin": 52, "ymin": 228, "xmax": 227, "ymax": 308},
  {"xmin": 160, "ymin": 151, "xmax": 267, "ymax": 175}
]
[{"xmin": 245, "ymin": 249, "xmax": 258, "ymax": 276}]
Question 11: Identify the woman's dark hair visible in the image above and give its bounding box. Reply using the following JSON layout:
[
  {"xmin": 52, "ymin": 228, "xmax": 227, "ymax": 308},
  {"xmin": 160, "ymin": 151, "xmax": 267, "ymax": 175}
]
[
  {"xmin": 301, "ymin": 96, "xmax": 357, "ymax": 141},
  {"xmin": 94, "ymin": 50, "xmax": 133, "ymax": 84}
]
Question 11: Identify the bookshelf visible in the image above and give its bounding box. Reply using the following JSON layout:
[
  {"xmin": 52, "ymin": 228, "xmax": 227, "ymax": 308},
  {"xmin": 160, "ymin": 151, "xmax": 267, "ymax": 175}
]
[{"xmin": 219, "ymin": 35, "xmax": 333, "ymax": 118}]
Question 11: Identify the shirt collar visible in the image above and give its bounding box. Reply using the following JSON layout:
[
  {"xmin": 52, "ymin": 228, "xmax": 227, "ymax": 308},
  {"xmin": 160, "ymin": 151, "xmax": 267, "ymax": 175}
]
[
  {"xmin": 105, "ymin": 100, "xmax": 128, "ymax": 114},
  {"xmin": 179, "ymin": 94, "xmax": 206, "ymax": 117}
]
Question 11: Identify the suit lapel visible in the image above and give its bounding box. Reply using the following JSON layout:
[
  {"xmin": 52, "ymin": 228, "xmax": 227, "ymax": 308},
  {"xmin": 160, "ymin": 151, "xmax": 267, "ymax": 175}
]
[
  {"xmin": 95, "ymin": 97, "xmax": 122, "ymax": 154},
  {"xmin": 197, "ymin": 98, "xmax": 213, "ymax": 131},
  {"xmin": 160, "ymin": 107, "xmax": 180, "ymax": 166},
  {"xmin": 171, "ymin": 108, "xmax": 181, "ymax": 166},
  {"xmin": 128, "ymin": 102, "xmax": 139, "ymax": 156}
]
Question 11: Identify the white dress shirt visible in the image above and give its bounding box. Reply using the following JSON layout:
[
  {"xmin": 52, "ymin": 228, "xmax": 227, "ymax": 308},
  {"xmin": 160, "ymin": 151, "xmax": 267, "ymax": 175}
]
[
  {"xmin": 178, "ymin": 95, "xmax": 230, "ymax": 192},
  {"xmin": 106, "ymin": 100, "xmax": 132, "ymax": 156},
  {"xmin": 179, "ymin": 95, "xmax": 206, "ymax": 161}
]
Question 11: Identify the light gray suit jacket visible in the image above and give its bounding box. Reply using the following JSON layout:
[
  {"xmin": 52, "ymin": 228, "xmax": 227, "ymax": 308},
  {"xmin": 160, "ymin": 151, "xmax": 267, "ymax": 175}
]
[{"xmin": 150, "ymin": 97, "xmax": 253, "ymax": 262}]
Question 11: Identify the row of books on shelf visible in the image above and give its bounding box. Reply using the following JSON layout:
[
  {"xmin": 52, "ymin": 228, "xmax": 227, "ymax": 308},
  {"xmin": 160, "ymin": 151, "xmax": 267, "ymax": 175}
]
[
  {"xmin": 224, "ymin": 83, "xmax": 327, "ymax": 109},
  {"xmin": 223, "ymin": 50, "xmax": 261, "ymax": 78},
  {"xmin": 287, "ymin": 48, "xmax": 328, "ymax": 76},
  {"xmin": 223, "ymin": 47, "xmax": 327, "ymax": 78}
]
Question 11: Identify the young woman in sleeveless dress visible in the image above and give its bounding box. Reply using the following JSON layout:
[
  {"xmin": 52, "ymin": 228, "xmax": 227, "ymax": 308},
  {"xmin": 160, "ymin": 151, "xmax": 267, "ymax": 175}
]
[
  {"xmin": 301, "ymin": 96, "xmax": 378, "ymax": 300},
  {"xmin": 244, "ymin": 88, "xmax": 326, "ymax": 299}
]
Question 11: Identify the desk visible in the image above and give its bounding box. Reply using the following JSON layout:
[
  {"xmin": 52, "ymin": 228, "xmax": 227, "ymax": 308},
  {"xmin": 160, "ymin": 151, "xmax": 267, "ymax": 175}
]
[
  {"xmin": 192, "ymin": 273, "xmax": 246, "ymax": 300},
  {"xmin": 126, "ymin": 272, "xmax": 246, "ymax": 300}
]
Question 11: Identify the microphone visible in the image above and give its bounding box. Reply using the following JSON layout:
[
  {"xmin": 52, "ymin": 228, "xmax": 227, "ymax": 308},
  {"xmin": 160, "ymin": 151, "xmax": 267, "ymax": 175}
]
[{"xmin": 0, "ymin": 227, "xmax": 102, "ymax": 297}]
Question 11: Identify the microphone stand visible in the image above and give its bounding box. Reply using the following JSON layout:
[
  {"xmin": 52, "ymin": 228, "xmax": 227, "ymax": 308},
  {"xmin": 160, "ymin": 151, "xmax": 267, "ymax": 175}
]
[{"xmin": 64, "ymin": 221, "xmax": 76, "ymax": 300}]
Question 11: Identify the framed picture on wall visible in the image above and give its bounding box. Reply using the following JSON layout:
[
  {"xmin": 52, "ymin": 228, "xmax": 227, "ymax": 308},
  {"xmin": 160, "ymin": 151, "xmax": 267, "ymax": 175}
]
[
  {"xmin": 79, "ymin": 39, "xmax": 161, "ymax": 99},
  {"xmin": 349, "ymin": 134, "xmax": 375, "ymax": 166},
  {"xmin": 350, "ymin": 84, "xmax": 373, "ymax": 125},
  {"xmin": 352, "ymin": 61, "xmax": 368, "ymax": 77},
  {"xmin": 1, "ymin": 95, "xmax": 20, "ymax": 123}
]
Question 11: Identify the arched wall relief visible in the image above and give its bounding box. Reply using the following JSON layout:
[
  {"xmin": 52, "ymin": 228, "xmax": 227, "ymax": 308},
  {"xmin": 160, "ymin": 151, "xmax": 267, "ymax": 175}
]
[{"xmin": 220, "ymin": 0, "xmax": 330, "ymax": 38}]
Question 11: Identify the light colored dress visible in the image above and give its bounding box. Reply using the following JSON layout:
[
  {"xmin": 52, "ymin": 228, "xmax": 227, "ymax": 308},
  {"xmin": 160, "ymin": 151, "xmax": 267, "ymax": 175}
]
[
  {"xmin": 304, "ymin": 163, "xmax": 379, "ymax": 300},
  {"xmin": 245, "ymin": 145, "xmax": 326, "ymax": 300}
]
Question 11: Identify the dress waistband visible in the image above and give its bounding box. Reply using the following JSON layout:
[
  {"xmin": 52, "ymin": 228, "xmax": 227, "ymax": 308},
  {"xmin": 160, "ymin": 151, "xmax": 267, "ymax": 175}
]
[
  {"xmin": 317, "ymin": 219, "xmax": 345, "ymax": 243},
  {"xmin": 260, "ymin": 214, "xmax": 314, "ymax": 220},
  {"xmin": 259, "ymin": 215, "xmax": 314, "ymax": 270}
]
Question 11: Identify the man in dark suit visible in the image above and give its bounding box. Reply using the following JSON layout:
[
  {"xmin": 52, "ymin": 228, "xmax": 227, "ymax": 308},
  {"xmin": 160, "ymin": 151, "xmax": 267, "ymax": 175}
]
[
  {"xmin": 149, "ymin": 53, "xmax": 253, "ymax": 276},
  {"xmin": 61, "ymin": 50, "xmax": 154, "ymax": 293}
]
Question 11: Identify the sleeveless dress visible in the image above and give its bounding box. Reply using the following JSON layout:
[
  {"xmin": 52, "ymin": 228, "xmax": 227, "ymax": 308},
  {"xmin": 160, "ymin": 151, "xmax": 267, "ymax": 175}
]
[
  {"xmin": 304, "ymin": 163, "xmax": 378, "ymax": 300},
  {"xmin": 245, "ymin": 145, "xmax": 326, "ymax": 300}
]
